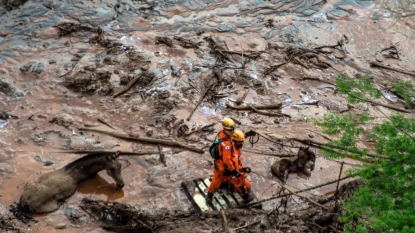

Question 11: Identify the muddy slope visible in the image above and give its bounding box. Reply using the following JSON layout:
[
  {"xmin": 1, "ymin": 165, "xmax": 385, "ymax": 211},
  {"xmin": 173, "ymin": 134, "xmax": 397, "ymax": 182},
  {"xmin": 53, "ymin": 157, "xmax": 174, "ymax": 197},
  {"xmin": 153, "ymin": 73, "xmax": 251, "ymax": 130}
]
[{"xmin": 0, "ymin": 0, "xmax": 414, "ymax": 232}]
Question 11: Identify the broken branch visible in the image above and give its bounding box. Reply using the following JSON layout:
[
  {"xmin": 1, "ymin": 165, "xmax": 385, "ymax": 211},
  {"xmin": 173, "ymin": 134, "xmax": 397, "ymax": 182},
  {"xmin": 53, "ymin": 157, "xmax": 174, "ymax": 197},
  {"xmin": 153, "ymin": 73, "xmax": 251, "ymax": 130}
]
[
  {"xmin": 226, "ymin": 102, "xmax": 282, "ymax": 110},
  {"xmin": 187, "ymin": 80, "xmax": 216, "ymax": 121},
  {"xmin": 240, "ymin": 176, "xmax": 352, "ymax": 208},
  {"xmin": 349, "ymin": 94, "xmax": 411, "ymax": 113},
  {"xmin": 232, "ymin": 219, "xmax": 261, "ymax": 231},
  {"xmin": 113, "ymin": 74, "xmax": 141, "ymax": 98},
  {"xmin": 294, "ymin": 76, "xmax": 335, "ymax": 85},
  {"xmin": 249, "ymin": 105, "xmax": 291, "ymax": 118},
  {"xmin": 220, "ymin": 210, "xmax": 235, "ymax": 233},
  {"xmin": 263, "ymin": 61, "xmax": 289, "ymax": 78},
  {"xmin": 334, "ymin": 162, "xmax": 344, "ymax": 211},
  {"xmin": 278, "ymin": 180, "xmax": 329, "ymax": 210},
  {"xmin": 97, "ymin": 117, "xmax": 116, "ymax": 130},
  {"xmin": 235, "ymin": 87, "xmax": 249, "ymax": 105},
  {"xmin": 184, "ymin": 123, "xmax": 215, "ymax": 137},
  {"xmin": 288, "ymin": 137, "xmax": 388, "ymax": 160},
  {"xmin": 370, "ymin": 62, "xmax": 415, "ymax": 77},
  {"xmin": 78, "ymin": 128, "xmax": 204, "ymax": 153}
]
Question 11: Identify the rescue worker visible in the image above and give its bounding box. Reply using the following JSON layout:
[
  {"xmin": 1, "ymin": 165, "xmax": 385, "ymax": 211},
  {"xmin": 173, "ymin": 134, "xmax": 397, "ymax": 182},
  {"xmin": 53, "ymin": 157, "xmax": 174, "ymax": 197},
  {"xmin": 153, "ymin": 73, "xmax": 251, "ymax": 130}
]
[
  {"xmin": 205, "ymin": 116, "xmax": 257, "ymax": 204},
  {"xmin": 227, "ymin": 129, "xmax": 254, "ymax": 204},
  {"xmin": 205, "ymin": 118, "xmax": 236, "ymax": 204}
]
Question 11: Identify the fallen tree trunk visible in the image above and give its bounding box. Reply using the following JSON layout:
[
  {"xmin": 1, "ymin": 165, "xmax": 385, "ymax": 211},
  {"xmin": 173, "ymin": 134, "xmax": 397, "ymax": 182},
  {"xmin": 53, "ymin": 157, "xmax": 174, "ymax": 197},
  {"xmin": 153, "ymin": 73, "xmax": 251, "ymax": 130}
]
[
  {"xmin": 226, "ymin": 102, "xmax": 282, "ymax": 110},
  {"xmin": 78, "ymin": 128, "xmax": 204, "ymax": 153}
]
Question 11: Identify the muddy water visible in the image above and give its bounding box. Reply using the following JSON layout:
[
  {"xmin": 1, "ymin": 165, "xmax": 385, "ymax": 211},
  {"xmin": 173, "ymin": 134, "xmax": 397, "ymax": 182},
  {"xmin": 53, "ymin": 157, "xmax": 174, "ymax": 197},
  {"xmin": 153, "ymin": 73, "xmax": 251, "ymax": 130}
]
[{"xmin": 1, "ymin": 0, "xmax": 415, "ymax": 232}]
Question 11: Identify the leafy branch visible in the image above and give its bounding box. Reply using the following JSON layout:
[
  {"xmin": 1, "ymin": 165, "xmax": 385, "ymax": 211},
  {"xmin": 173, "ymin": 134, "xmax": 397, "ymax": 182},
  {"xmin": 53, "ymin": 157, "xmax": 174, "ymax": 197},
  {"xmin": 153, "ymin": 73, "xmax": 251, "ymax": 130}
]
[{"xmin": 315, "ymin": 74, "xmax": 415, "ymax": 233}]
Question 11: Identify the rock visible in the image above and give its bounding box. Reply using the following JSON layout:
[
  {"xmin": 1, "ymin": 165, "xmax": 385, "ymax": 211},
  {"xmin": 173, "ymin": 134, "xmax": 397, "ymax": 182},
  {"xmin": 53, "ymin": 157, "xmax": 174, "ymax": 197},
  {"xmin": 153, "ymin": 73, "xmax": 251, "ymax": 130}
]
[
  {"xmin": 327, "ymin": 9, "xmax": 350, "ymax": 20},
  {"xmin": 157, "ymin": 90, "xmax": 171, "ymax": 99},
  {"xmin": 0, "ymin": 77, "xmax": 23, "ymax": 97},
  {"xmin": 49, "ymin": 114, "xmax": 74, "ymax": 128},
  {"xmin": 35, "ymin": 154, "xmax": 43, "ymax": 162},
  {"xmin": 0, "ymin": 163, "xmax": 14, "ymax": 176},
  {"xmin": 55, "ymin": 224, "xmax": 67, "ymax": 229},
  {"xmin": 20, "ymin": 61, "xmax": 46, "ymax": 78},
  {"xmin": 217, "ymin": 22, "xmax": 235, "ymax": 32}
]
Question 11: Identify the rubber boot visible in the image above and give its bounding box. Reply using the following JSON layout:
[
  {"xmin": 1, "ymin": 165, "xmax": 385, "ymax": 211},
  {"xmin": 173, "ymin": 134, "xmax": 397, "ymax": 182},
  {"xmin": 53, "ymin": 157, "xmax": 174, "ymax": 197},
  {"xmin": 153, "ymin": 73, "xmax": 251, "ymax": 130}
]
[
  {"xmin": 205, "ymin": 192, "xmax": 214, "ymax": 204},
  {"xmin": 242, "ymin": 189, "xmax": 254, "ymax": 204}
]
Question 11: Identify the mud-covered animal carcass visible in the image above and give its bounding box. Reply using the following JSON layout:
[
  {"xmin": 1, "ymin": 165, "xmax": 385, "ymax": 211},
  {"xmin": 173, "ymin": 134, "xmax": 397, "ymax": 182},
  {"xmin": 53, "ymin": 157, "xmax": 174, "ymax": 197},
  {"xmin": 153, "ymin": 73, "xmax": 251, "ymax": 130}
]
[
  {"xmin": 271, "ymin": 147, "xmax": 316, "ymax": 183},
  {"xmin": 19, "ymin": 152, "xmax": 124, "ymax": 214}
]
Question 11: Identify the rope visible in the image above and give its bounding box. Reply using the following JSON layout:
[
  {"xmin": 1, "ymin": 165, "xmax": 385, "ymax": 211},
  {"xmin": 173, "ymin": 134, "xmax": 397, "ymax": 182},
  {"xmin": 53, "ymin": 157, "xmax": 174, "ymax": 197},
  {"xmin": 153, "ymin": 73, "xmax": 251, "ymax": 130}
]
[
  {"xmin": 248, "ymin": 133, "xmax": 259, "ymax": 148},
  {"xmin": 249, "ymin": 132, "xmax": 302, "ymax": 149}
]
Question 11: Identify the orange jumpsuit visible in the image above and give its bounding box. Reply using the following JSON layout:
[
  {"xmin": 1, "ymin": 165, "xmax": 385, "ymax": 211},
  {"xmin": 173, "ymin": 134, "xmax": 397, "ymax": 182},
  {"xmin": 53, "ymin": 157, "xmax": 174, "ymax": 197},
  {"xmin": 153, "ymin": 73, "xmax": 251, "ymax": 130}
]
[
  {"xmin": 207, "ymin": 130, "xmax": 234, "ymax": 194},
  {"xmin": 225, "ymin": 146, "xmax": 252, "ymax": 197}
]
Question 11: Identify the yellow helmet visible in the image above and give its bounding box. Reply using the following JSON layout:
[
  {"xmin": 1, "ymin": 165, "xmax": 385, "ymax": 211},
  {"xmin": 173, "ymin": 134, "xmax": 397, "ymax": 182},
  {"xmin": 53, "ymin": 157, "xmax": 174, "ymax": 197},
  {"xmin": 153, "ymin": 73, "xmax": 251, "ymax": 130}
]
[
  {"xmin": 231, "ymin": 129, "xmax": 245, "ymax": 141},
  {"xmin": 222, "ymin": 118, "xmax": 235, "ymax": 130}
]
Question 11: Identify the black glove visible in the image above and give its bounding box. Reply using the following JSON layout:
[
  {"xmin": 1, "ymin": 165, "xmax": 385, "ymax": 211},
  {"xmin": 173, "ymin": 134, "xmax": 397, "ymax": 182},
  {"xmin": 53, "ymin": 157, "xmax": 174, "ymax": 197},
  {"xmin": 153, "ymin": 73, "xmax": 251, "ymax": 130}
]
[
  {"xmin": 245, "ymin": 130, "xmax": 257, "ymax": 137},
  {"xmin": 232, "ymin": 170, "xmax": 241, "ymax": 178},
  {"xmin": 223, "ymin": 168, "xmax": 232, "ymax": 176},
  {"xmin": 242, "ymin": 167, "xmax": 252, "ymax": 173}
]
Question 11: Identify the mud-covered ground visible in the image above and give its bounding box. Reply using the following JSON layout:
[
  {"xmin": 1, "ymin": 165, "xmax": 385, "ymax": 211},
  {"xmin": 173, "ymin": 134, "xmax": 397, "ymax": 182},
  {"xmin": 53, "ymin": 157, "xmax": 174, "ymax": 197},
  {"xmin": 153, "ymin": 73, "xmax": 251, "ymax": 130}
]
[{"xmin": 0, "ymin": 0, "xmax": 414, "ymax": 232}]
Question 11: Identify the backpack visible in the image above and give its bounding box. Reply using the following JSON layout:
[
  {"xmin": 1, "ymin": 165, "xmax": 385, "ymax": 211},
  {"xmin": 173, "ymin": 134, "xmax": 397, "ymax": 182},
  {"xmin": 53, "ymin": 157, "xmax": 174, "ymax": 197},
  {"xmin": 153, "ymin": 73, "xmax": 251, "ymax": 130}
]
[{"xmin": 209, "ymin": 136, "xmax": 229, "ymax": 160}]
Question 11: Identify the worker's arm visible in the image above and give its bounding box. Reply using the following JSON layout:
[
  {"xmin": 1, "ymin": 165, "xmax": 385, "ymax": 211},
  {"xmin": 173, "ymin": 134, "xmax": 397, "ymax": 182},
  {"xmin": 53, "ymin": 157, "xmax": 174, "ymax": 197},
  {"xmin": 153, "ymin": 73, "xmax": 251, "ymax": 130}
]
[{"xmin": 219, "ymin": 141, "xmax": 235, "ymax": 171}]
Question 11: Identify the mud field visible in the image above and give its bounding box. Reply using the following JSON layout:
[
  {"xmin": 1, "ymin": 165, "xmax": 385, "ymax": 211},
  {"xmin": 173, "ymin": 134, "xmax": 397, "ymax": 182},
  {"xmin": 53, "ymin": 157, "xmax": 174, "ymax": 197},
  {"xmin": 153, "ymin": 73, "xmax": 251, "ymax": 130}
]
[{"xmin": 0, "ymin": 0, "xmax": 414, "ymax": 232}]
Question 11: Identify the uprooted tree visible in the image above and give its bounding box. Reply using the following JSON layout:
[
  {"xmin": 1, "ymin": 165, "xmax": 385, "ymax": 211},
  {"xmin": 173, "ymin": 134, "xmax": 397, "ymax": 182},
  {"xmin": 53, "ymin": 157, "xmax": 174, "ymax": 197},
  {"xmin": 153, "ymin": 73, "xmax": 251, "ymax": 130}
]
[{"xmin": 314, "ymin": 74, "xmax": 415, "ymax": 232}]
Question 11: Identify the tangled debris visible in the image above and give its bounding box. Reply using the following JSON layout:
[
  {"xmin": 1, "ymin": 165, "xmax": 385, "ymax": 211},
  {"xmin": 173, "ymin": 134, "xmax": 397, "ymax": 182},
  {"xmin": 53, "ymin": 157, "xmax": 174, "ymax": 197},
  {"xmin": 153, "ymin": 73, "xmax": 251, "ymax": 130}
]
[
  {"xmin": 79, "ymin": 180, "xmax": 362, "ymax": 233},
  {"xmin": 0, "ymin": 0, "xmax": 28, "ymax": 11},
  {"xmin": 9, "ymin": 202, "xmax": 37, "ymax": 225},
  {"xmin": 55, "ymin": 22, "xmax": 103, "ymax": 37},
  {"xmin": 0, "ymin": 214, "xmax": 20, "ymax": 232},
  {"xmin": 80, "ymin": 198, "xmax": 198, "ymax": 233},
  {"xmin": 63, "ymin": 70, "xmax": 113, "ymax": 95}
]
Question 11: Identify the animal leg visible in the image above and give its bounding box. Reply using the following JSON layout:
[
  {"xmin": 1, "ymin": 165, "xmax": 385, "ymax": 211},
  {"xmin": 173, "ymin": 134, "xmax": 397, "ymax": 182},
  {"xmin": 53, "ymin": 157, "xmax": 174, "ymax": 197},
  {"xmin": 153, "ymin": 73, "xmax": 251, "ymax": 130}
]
[
  {"xmin": 283, "ymin": 169, "xmax": 289, "ymax": 183},
  {"xmin": 36, "ymin": 200, "xmax": 61, "ymax": 214}
]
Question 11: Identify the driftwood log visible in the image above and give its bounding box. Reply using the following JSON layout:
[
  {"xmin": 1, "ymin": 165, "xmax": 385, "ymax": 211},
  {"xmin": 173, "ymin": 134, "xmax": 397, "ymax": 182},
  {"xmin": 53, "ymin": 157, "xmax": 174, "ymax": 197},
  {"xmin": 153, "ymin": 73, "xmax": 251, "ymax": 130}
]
[{"xmin": 78, "ymin": 128, "xmax": 204, "ymax": 153}]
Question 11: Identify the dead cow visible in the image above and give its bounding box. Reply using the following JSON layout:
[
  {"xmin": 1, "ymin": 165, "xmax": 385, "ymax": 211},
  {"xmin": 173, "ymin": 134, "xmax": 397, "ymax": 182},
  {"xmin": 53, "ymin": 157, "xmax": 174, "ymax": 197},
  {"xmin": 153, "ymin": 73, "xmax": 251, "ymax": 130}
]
[
  {"xmin": 20, "ymin": 152, "xmax": 125, "ymax": 214},
  {"xmin": 271, "ymin": 147, "xmax": 316, "ymax": 183}
]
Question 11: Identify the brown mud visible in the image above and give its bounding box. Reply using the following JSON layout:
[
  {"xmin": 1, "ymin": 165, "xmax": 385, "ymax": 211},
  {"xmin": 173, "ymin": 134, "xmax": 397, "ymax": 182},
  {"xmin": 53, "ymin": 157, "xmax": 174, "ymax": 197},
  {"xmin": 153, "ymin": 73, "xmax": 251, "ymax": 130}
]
[{"xmin": 0, "ymin": 0, "xmax": 414, "ymax": 232}]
